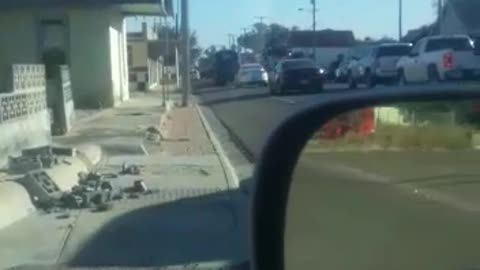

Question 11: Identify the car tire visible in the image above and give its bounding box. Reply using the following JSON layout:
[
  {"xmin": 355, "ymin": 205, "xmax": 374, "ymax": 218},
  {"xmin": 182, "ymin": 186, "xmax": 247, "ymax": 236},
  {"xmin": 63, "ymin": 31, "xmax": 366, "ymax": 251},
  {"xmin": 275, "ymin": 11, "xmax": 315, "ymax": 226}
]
[
  {"xmin": 269, "ymin": 84, "xmax": 276, "ymax": 95},
  {"xmin": 348, "ymin": 74, "xmax": 357, "ymax": 89},
  {"xmin": 428, "ymin": 65, "xmax": 441, "ymax": 83},
  {"xmin": 365, "ymin": 71, "xmax": 376, "ymax": 89},
  {"xmin": 398, "ymin": 69, "xmax": 408, "ymax": 86}
]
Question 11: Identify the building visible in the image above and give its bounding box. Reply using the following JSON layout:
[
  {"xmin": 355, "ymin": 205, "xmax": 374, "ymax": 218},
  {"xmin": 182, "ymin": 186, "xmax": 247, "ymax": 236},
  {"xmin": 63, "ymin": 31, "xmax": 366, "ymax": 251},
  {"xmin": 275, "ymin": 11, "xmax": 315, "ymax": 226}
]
[
  {"xmin": 287, "ymin": 30, "xmax": 356, "ymax": 68},
  {"xmin": 439, "ymin": 0, "xmax": 480, "ymax": 38},
  {"xmin": 0, "ymin": 0, "xmax": 173, "ymax": 108},
  {"xmin": 127, "ymin": 23, "xmax": 176, "ymax": 91}
]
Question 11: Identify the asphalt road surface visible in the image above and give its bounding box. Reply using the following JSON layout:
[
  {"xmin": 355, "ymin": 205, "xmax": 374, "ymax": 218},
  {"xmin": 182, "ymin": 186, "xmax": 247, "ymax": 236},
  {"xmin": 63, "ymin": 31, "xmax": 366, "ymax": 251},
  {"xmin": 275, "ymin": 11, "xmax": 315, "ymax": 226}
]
[{"xmin": 195, "ymin": 82, "xmax": 480, "ymax": 270}]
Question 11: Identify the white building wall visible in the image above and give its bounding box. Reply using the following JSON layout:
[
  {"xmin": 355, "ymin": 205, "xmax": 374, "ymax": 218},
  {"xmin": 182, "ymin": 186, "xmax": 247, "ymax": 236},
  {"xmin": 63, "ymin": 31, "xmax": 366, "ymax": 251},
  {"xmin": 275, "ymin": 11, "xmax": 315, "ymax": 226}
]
[
  {"xmin": 69, "ymin": 7, "xmax": 113, "ymax": 108},
  {"xmin": 121, "ymin": 19, "xmax": 129, "ymax": 101},
  {"xmin": 0, "ymin": 7, "xmax": 130, "ymax": 108},
  {"xmin": 107, "ymin": 8, "xmax": 129, "ymax": 105}
]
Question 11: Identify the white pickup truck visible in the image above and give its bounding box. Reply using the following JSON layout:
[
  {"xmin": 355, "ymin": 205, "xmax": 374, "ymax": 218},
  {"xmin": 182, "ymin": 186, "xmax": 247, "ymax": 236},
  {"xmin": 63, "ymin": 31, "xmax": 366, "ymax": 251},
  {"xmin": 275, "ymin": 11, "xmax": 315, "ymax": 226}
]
[{"xmin": 396, "ymin": 35, "xmax": 480, "ymax": 83}]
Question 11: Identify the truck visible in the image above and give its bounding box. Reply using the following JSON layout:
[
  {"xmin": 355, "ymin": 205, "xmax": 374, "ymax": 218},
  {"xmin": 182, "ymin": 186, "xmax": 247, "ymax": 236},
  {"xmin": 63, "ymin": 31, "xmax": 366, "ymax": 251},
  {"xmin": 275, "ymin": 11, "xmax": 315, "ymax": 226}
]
[
  {"xmin": 397, "ymin": 34, "xmax": 480, "ymax": 83},
  {"xmin": 348, "ymin": 43, "xmax": 412, "ymax": 88},
  {"xmin": 213, "ymin": 50, "xmax": 240, "ymax": 86}
]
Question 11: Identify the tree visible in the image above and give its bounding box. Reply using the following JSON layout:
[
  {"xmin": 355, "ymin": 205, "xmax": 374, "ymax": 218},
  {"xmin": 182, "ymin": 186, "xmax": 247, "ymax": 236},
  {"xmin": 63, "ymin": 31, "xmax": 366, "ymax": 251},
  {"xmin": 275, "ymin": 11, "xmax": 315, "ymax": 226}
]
[
  {"xmin": 155, "ymin": 24, "xmax": 202, "ymax": 64},
  {"xmin": 237, "ymin": 23, "xmax": 290, "ymax": 55}
]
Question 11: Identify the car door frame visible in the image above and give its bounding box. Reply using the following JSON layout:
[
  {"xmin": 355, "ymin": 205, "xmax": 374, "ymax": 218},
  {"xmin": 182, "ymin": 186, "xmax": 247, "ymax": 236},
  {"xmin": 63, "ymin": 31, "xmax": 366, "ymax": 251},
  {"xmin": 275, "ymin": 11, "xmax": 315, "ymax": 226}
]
[{"xmin": 403, "ymin": 39, "xmax": 424, "ymax": 82}]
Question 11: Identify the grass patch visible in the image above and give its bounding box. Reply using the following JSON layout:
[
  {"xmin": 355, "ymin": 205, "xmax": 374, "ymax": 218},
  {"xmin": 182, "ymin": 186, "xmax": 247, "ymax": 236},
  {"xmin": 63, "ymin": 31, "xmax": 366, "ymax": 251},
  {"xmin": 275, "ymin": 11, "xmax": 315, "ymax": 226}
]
[{"xmin": 310, "ymin": 124, "xmax": 474, "ymax": 151}]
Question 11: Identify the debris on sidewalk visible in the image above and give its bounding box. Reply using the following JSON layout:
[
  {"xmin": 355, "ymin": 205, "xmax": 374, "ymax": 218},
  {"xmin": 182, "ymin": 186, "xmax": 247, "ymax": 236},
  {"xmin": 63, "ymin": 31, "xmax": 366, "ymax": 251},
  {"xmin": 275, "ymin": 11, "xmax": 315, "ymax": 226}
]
[
  {"xmin": 133, "ymin": 180, "xmax": 148, "ymax": 193},
  {"xmin": 145, "ymin": 126, "xmax": 163, "ymax": 143},
  {"xmin": 8, "ymin": 146, "xmax": 78, "ymax": 174},
  {"xmin": 121, "ymin": 162, "xmax": 142, "ymax": 175}
]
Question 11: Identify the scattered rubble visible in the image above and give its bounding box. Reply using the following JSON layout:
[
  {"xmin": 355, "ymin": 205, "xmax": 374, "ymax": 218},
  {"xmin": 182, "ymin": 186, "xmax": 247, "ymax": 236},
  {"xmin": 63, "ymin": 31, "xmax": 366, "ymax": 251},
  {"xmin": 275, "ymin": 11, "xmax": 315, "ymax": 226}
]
[
  {"xmin": 133, "ymin": 180, "xmax": 148, "ymax": 193},
  {"xmin": 121, "ymin": 163, "xmax": 141, "ymax": 175},
  {"xmin": 145, "ymin": 126, "xmax": 163, "ymax": 143},
  {"xmin": 9, "ymin": 146, "xmax": 76, "ymax": 174}
]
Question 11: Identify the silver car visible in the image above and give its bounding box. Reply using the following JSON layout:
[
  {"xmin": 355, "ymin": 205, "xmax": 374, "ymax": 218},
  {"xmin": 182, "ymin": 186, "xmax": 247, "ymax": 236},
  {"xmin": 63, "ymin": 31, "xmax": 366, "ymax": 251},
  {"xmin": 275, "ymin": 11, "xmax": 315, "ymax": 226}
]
[{"xmin": 235, "ymin": 64, "xmax": 269, "ymax": 87}]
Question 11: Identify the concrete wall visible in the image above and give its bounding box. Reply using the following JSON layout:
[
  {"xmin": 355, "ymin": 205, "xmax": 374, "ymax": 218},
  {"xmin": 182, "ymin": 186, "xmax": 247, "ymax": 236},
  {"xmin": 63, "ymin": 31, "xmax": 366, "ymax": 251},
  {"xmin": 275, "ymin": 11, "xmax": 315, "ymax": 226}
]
[
  {"xmin": 129, "ymin": 40, "xmax": 148, "ymax": 68},
  {"xmin": 0, "ymin": 64, "xmax": 51, "ymax": 167},
  {"xmin": 69, "ymin": 7, "xmax": 113, "ymax": 108},
  {"xmin": 107, "ymin": 9, "xmax": 129, "ymax": 106},
  {"xmin": 0, "ymin": 7, "xmax": 130, "ymax": 109}
]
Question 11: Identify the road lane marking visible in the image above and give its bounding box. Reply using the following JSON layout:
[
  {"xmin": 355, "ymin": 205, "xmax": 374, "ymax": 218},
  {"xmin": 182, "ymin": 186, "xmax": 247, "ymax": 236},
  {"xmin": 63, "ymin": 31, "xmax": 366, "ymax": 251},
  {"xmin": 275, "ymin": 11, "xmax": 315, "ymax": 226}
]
[{"xmin": 272, "ymin": 97, "xmax": 296, "ymax": 104}]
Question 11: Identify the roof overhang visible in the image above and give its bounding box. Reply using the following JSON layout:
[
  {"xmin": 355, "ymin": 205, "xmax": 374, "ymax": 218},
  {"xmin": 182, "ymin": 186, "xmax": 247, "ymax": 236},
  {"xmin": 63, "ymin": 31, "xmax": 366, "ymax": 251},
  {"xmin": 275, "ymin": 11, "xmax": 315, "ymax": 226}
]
[
  {"xmin": 0, "ymin": 0, "xmax": 173, "ymax": 17},
  {"xmin": 119, "ymin": 0, "xmax": 173, "ymax": 16},
  {"xmin": 120, "ymin": 3, "xmax": 165, "ymax": 16}
]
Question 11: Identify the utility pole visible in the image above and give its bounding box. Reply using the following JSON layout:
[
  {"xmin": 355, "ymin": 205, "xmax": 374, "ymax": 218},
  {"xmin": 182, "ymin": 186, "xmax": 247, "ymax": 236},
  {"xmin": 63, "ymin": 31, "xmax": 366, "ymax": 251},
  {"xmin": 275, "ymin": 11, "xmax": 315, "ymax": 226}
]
[
  {"xmin": 437, "ymin": 0, "xmax": 443, "ymax": 33},
  {"xmin": 164, "ymin": 17, "xmax": 170, "ymax": 103},
  {"xmin": 255, "ymin": 16, "xmax": 267, "ymax": 24},
  {"xmin": 181, "ymin": 0, "xmax": 191, "ymax": 107},
  {"xmin": 175, "ymin": 0, "xmax": 180, "ymax": 90},
  {"xmin": 311, "ymin": 0, "xmax": 317, "ymax": 63},
  {"xmin": 399, "ymin": 0, "xmax": 403, "ymax": 41}
]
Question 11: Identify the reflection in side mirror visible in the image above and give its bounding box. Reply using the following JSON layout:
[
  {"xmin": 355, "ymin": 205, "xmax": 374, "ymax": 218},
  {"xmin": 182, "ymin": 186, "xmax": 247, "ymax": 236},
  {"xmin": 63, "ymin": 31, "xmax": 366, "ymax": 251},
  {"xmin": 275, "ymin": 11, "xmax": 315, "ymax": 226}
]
[{"xmin": 285, "ymin": 100, "xmax": 480, "ymax": 270}]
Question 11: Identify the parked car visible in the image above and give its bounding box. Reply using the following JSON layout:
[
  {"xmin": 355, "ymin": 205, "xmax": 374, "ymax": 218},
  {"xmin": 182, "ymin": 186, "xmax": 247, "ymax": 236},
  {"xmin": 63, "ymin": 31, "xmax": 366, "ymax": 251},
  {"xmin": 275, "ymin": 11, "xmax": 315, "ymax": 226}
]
[
  {"xmin": 235, "ymin": 63, "xmax": 269, "ymax": 87},
  {"xmin": 269, "ymin": 58, "xmax": 325, "ymax": 95},
  {"xmin": 397, "ymin": 35, "xmax": 480, "ymax": 84},
  {"xmin": 348, "ymin": 43, "xmax": 413, "ymax": 89}
]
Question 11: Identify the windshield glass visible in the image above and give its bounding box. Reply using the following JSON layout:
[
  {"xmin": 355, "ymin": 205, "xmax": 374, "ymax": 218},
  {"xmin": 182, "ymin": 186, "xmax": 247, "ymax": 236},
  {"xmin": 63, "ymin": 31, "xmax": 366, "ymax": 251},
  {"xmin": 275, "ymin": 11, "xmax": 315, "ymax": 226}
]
[
  {"xmin": 1, "ymin": 0, "xmax": 473, "ymax": 269},
  {"xmin": 283, "ymin": 60, "xmax": 316, "ymax": 70},
  {"xmin": 426, "ymin": 38, "xmax": 474, "ymax": 52},
  {"xmin": 377, "ymin": 45, "xmax": 412, "ymax": 57}
]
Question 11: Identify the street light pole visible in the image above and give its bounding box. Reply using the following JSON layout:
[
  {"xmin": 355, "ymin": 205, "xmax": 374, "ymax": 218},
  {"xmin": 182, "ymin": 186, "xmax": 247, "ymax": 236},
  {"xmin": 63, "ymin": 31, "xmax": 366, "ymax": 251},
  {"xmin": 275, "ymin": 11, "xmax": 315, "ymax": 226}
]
[
  {"xmin": 312, "ymin": 0, "xmax": 317, "ymax": 63},
  {"xmin": 175, "ymin": 0, "xmax": 180, "ymax": 90},
  {"xmin": 398, "ymin": 0, "xmax": 403, "ymax": 41},
  {"xmin": 181, "ymin": 0, "xmax": 191, "ymax": 107}
]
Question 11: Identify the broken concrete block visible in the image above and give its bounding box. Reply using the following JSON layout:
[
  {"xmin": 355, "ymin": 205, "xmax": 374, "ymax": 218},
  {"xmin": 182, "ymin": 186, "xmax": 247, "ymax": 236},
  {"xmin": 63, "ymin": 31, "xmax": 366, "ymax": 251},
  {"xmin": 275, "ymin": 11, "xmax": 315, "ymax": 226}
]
[
  {"xmin": 52, "ymin": 147, "xmax": 77, "ymax": 157},
  {"xmin": 9, "ymin": 156, "xmax": 43, "ymax": 174},
  {"xmin": 17, "ymin": 171, "xmax": 62, "ymax": 204},
  {"xmin": 100, "ymin": 181, "xmax": 113, "ymax": 191},
  {"xmin": 22, "ymin": 146, "xmax": 52, "ymax": 157}
]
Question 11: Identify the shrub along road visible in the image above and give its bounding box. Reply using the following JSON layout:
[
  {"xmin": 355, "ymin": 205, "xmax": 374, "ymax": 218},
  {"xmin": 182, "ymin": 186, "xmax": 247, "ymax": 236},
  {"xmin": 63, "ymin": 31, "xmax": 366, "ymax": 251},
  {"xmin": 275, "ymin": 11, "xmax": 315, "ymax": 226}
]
[{"xmin": 195, "ymin": 83, "xmax": 480, "ymax": 269}]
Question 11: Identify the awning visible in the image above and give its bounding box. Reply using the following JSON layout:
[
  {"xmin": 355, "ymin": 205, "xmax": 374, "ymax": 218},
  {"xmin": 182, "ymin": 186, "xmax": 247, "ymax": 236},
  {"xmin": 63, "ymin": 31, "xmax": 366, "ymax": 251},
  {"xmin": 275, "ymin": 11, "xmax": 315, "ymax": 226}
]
[{"xmin": 0, "ymin": 0, "xmax": 173, "ymax": 17}]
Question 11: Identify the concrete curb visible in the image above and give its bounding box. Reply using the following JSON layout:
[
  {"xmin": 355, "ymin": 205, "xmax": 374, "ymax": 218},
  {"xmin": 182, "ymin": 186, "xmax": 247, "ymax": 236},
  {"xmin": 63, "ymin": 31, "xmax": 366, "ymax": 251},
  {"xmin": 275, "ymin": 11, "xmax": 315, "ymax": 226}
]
[
  {"xmin": 0, "ymin": 181, "xmax": 35, "ymax": 230},
  {"xmin": 195, "ymin": 104, "xmax": 240, "ymax": 189}
]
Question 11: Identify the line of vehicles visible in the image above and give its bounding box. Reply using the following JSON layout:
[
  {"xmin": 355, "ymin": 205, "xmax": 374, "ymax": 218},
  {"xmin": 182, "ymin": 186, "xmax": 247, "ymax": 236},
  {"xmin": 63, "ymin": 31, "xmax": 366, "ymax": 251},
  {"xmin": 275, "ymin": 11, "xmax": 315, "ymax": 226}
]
[
  {"xmin": 339, "ymin": 34, "xmax": 480, "ymax": 89},
  {"xmin": 206, "ymin": 34, "xmax": 480, "ymax": 96}
]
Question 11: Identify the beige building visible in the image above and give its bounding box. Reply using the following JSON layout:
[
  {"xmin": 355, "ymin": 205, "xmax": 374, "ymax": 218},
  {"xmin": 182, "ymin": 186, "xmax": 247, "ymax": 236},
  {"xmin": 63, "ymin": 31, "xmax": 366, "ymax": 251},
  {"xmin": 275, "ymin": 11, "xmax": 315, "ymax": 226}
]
[
  {"xmin": 0, "ymin": 0, "xmax": 173, "ymax": 108},
  {"xmin": 127, "ymin": 23, "xmax": 175, "ymax": 91}
]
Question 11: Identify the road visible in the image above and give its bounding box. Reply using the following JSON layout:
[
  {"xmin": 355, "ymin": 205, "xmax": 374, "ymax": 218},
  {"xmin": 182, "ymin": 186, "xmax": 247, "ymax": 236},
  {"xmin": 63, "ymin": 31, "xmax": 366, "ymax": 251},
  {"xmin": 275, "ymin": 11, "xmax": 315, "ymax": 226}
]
[{"xmin": 195, "ymin": 83, "xmax": 480, "ymax": 270}]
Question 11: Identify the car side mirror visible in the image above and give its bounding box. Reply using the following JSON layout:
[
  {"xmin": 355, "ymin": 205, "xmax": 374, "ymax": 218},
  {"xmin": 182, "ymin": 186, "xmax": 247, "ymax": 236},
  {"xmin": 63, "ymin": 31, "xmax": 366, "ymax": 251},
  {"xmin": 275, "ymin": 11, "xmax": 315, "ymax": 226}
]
[{"xmin": 251, "ymin": 85, "xmax": 480, "ymax": 270}]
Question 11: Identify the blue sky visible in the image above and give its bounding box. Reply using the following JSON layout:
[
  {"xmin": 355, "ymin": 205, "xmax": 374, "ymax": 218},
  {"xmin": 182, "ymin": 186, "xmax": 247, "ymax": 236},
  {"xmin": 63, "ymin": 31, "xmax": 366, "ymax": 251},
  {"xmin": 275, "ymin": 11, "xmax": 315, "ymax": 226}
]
[{"xmin": 127, "ymin": 0, "xmax": 436, "ymax": 47}]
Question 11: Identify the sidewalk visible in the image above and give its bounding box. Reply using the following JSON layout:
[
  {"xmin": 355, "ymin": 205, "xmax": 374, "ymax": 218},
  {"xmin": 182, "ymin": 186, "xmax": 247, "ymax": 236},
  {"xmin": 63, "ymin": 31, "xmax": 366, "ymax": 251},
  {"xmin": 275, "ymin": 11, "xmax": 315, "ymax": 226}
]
[{"xmin": 0, "ymin": 91, "xmax": 249, "ymax": 269}]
